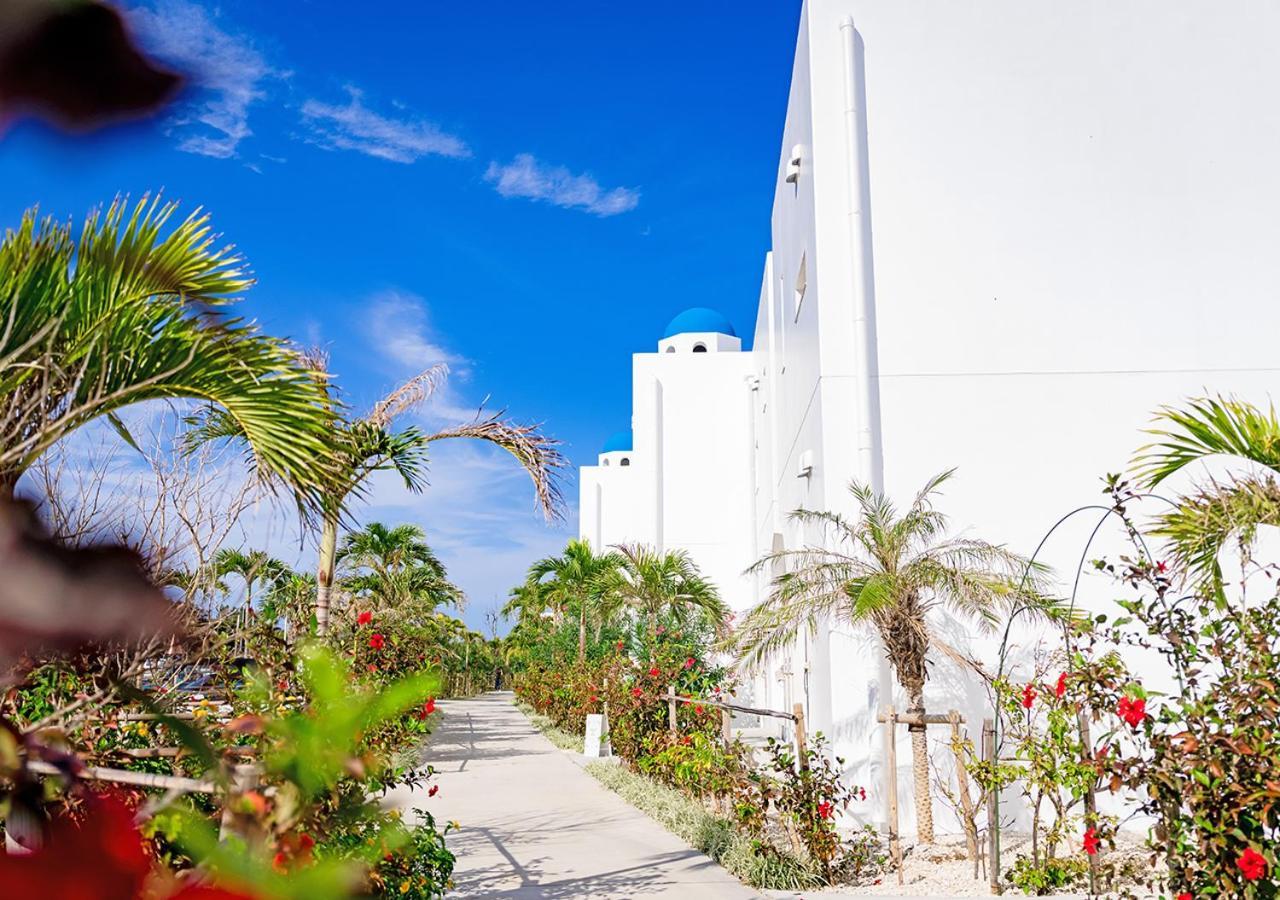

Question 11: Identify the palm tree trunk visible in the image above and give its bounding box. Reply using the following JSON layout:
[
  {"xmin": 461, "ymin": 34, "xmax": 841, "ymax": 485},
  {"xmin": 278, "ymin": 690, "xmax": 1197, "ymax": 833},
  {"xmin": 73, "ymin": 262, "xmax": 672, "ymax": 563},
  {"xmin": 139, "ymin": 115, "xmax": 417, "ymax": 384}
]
[
  {"xmin": 315, "ymin": 511, "xmax": 339, "ymax": 635},
  {"xmin": 578, "ymin": 607, "xmax": 587, "ymax": 663},
  {"xmin": 907, "ymin": 689, "xmax": 936, "ymax": 844}
]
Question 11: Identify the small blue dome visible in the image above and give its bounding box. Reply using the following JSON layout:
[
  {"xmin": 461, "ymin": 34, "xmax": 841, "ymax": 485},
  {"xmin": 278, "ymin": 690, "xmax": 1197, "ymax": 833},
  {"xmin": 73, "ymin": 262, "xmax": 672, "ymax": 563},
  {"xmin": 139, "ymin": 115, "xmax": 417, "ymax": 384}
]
[
  {"xmin": 663, "ymin": 307, "xmax": 736, "ymax": 339},
  {"xmin": 602, "ymin": 430, "xmax": 633, "ymax": 453}
]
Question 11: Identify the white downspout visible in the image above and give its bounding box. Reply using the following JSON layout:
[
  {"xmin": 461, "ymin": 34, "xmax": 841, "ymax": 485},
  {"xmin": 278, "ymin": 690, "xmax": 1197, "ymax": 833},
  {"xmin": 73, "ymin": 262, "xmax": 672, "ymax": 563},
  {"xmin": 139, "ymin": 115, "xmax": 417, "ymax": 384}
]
[{"xmin": 840, "ymin": 16, "xmax": 884, "ymax": 494}]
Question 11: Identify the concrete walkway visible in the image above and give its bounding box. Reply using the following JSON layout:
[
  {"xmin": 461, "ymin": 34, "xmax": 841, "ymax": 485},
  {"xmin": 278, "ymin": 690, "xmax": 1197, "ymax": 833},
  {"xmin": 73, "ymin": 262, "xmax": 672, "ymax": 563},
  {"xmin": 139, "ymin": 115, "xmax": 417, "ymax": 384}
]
[{"xmin": 386, "ymin": 691, "xmax": 759, "ymax": 899}]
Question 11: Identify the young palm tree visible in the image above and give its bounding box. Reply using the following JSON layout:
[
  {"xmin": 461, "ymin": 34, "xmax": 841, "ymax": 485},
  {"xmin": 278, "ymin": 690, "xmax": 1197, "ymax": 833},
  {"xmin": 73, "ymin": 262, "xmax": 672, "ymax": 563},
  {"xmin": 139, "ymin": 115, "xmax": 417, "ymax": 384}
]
[
  {"xmin": 607, "ymin": 544, "xmax": 727, "ymax": 651},
  {"xmin": 338, "ymin": 522, "xmax": 462, "ymax": 618},
  {"xmin": 0, "ymin": 197, "xmax": 341, "ymax": 508},
  {"xmin": 524, "ymin": 538, "xmax": 624, "ymax": 662},
  {"xmin": 215, "ymin": 548, "xmax": 287, "ymax": 654},
  {"xmin": 1134, "ymin": 395, "xmax": 1280, "ymax": 584},
  {"xmin": 734, "ymin": 471, "xmax": 1052, "ymax": 844}
]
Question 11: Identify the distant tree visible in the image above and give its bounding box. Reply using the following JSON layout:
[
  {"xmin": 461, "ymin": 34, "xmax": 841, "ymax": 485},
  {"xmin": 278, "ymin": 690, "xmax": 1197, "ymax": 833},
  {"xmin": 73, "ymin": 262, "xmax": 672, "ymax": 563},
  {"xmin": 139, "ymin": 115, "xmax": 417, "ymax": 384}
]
[
  {"xmin": 524, "ymin": 539, "xmax": 624, "ymax": 662},
  {"xmin": 338, "ymin": 522, "xmax": 461, "ymax": 619},
  {"xmin": 606, "ymin": 544, "xmax": 727, "ymax": 652},
  {"xmin": 734, "ymin": 471, "xmax": 1055, "ymax": 844}
]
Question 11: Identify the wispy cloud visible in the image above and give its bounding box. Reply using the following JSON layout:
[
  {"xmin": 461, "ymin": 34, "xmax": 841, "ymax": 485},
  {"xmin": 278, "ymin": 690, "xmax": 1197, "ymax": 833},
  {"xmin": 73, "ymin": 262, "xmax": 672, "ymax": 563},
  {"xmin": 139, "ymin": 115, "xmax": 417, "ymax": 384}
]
[
  {"xmin": 361, "ymin": 290, "xmax": 476, "ymax": 422},
  {"xmin": 300, "ymin": 87, "xmax": 469, "ymax": 163},
  {"xmin": 127, "ymin": 0, "xmax": 276, "ymax": 159},
  {"xmin": 484, "ymin": 154, "xmax": 639, "ymax": 217}
]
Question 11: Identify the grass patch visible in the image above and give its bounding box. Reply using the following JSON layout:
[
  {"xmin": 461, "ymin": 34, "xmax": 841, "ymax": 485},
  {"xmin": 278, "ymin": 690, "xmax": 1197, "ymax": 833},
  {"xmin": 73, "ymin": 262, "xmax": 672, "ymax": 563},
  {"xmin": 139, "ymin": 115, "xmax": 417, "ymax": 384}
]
[
  {"xmin": 515, "ymin": 702, "xmax": 581, "ymax": 752},
  {"xmin": 585, "ymin": 760, "xmax": 823, "ymax": 892}
]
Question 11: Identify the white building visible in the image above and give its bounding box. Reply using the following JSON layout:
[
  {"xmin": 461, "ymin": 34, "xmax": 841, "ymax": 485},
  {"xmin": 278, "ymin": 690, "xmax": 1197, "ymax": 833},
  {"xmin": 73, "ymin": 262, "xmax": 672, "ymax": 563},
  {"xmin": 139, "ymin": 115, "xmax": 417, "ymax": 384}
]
[{"xmin": 581, "ymin": 0, "xmax": 1280, "ymax": 837}]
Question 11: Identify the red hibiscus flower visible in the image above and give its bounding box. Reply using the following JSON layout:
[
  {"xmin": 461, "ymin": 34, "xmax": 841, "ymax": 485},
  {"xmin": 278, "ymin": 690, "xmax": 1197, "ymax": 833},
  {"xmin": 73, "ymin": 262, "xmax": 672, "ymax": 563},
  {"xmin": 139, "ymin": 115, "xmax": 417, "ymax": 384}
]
[
  {"xmin": 1155, "ymin": 560, "xmax": 1167, "ymax": 574},
  {"xmin": 1082, "ymin": 826, "xmax": 1100, "ymax": 855},
  {"xmin": 695, "ymin": 705, "xmax": 704, "ymax": 715},
  {"xmin": 589, "ymin": 695, "xmax": 598, "ymax": 703},
  {"xmin": 356, "ymin": 610, "xmax": 373, "ymax": 625},
  {"xmin": 818, "ymin": 801, "xmax": 833, "ymax": 820},
  {"xmin": 1117, "ymin": 696, "xmax": 1146, "ymax": 728},
  {"xmin": 1237, "ymin": 847, "xmax": 1267, "ymax": 881},
  {"xmin": 631, "ymin": 687, "xmax": 643, "ymax": 698},
  {"xmin": 1054, "ymin": 672, "xmax": 1067, "ymax": 698},
  {"xmin": 428, "ymin": 785, "xmax": 439, "ymax": 797},
  {"xmin": 616, "ymin": 640, "xmax": 625, "ymax": 651},
  {"xmin": 648, "ymin": 666, "xmax": 660, "ymax": 678},
  {"xmin": 684, "ymin": 657, "xmax": 695, "ymax": 670},
  {"xmin": 424, "ymin": 697, "xmax": 436, "ymax": 715},
  {"xmin": 1021, "ymin": 683, "xmax": 1036, "ymax": 709},
  {"xmin": 1176, "ymin": 893, "xmax": 1191, "ymax": 900},
  {"xmin": 369, "ymin": 633, "xmax": 385, "ymax": 650}
]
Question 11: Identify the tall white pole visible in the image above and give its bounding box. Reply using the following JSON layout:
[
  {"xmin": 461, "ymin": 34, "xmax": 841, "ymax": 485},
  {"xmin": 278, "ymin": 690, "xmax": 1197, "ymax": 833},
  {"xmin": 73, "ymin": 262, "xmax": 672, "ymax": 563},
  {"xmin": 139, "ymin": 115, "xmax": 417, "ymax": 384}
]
[{"xmin": 840, "ymin": 16, "xmax": 884, "ymax": 494}]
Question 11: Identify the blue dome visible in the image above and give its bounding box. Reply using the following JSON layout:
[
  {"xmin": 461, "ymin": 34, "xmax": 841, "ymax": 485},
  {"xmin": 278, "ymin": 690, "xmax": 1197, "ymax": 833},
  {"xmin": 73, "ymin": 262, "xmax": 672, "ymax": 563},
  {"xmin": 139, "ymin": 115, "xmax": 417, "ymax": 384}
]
[
  {"xmin": 662, "ymin": 307, "xmax": 736, "ymax": 339},
  {"xmin": 602, "ymin": 430, "xmax": 633, "ymax": 453}
]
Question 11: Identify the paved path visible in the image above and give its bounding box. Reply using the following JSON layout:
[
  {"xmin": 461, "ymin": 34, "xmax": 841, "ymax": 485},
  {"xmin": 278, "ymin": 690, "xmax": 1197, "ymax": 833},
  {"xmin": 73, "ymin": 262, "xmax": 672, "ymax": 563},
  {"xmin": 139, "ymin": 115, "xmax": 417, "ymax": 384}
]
[{"xmin": 386, "ymin": 691, "xmax": 759, "ymax": 899}]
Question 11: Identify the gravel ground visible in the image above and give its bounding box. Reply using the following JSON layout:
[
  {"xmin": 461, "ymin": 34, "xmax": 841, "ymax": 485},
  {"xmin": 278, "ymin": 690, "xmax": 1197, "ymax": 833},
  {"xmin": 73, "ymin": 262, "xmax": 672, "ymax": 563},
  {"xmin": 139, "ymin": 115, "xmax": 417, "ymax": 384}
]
[{"xmin": 764, "ymin": 832, "xmax": 1160, "ymax": 899}]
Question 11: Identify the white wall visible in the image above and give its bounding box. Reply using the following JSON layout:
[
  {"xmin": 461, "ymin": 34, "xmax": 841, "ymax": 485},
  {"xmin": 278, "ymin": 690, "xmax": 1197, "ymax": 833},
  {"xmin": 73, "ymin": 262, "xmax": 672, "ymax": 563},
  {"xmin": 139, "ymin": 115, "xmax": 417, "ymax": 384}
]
[{"xmin": 755, "ymin": 0, "xmax": 1280, "ymax": 838}]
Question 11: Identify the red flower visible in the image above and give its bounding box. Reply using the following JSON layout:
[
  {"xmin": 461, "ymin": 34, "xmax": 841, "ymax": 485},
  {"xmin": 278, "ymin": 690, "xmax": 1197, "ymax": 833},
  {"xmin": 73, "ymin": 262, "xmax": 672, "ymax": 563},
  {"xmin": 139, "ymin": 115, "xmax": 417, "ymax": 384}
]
[
  {"xmin": 859, "ymin": 787, "xmax": 867, "ymax": 801},
  {"xmin": 1176, "ymin": 893, "xmax": 1192, "ymax": 900},
  {"xmin": 1156, "ymin": 560, "xmax": 1168, "ymax": 574},
  {"xmin": 1117, "ymin": 696, "xmax": 1146, "ymax": 729},
  {"xmin": 616, "ymin": 640, "xmax": 625, "ymax": 651},
  {"xmin": 369, "ymin": 633, "xmax": 385, "ymax": 650},
  {"xmin": 1021, "ymin": 683, "xmax": 1037, "ymax": 709},
  {"xmin": 684, "ymin": 657, "xmax": 695, "ymax": 670},
  {"xmin": 357, "ymin": 610, "xmax": 373, "ymax": 625},
  {"xmin": 367, "ymin": 664, "xmax": 379, "ymax": 673},
  {"xmin": 656, "ymin": 625, "xmax": 665, "ymax": 634},
  {"xmin": 695, "ymin": 705, "xmax": 704, "ymax": 715},
  {"xmin": 1237, "ymin": 847, "xmax": 1267, "ymax": 881},
  {"xmin": 648, "ymin": 666, "xmax": 660, "ymax": 678},
  {"xmin": 631, "ymin": 687, "xmax": 643, "ymax": 698},
  {"xmin": 589, "ymin": 695, "xmax": 598, "ymax": 703},
  {"xmin": 1082, "ymin": 826, "xmax": 1100, "ymax": 856},
  {"xmin": 818, "ymin": 801, "xmax": 833, "ymax": 820},
  {"xmin": 1054, "ymin": 672, "xmax": 1067, "ymax": 699},
  {"xmin": 424, "ymin": 697, "xmax": 436, "ymax": 715},
  {"xmin": 429, "ymin": 785, "xmax": 439, "ymax": 797}
]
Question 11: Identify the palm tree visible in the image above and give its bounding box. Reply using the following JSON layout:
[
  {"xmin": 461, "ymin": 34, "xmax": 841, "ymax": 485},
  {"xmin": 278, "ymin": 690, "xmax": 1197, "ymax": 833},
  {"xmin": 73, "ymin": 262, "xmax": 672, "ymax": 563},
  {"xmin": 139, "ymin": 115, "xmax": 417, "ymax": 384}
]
[
  {"xmin": 524, "ymin": 539, "xmax": 624, "ymax": 662},
  {"xmin": 1134, "ymin": 395, "xmax": 1280, "ymax": 584},
  {"xmin": 215, "ymin": 548, "xmax": 287, "ymax": 654},
  {"xmin": 0, "ymin": 197, "xmax": 341, "ymax": 507},
  {"xmin": 733, "ymin": 471, "xmax": 1052, "ymax": 844},
  {"xmin": 262, "ymin": 363, "xmax": 565, "ymax": 634},
  {"xmin": 607, "ymin": 544, "xmax": 727, "ymax": 652},
  {"xmin": 337, "ymin": 522, "xmax": 461, "ymax": 617}
]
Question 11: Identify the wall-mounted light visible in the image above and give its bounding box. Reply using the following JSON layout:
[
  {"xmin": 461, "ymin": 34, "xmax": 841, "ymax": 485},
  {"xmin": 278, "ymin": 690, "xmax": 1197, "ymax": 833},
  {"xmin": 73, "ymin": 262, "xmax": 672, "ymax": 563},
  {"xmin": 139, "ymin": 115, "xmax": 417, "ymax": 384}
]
[
  {"xmin": 796, "ymin": 449, "xmax": 813, "ymax": 477},
  {"xmin": 785, "ymin": 145, "xmax": 803, "ymax": 183}
]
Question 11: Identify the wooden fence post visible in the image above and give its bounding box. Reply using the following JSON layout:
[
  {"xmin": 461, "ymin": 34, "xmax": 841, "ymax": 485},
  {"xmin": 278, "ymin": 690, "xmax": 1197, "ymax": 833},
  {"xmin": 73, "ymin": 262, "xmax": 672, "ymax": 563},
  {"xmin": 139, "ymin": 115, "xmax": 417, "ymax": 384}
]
[
  {"xmin": 949, "ymin": 709, "xmax": 979, "ymax": 870},
  {"xmin": 667, "ymin": 686, "xmax": 677, "ymax": 735},
  {"xmin": 983, "ymin": 717, "xmax": 1001, "ymax": 895},
  {"xmin": 219, "ymin": 763, "xmax": 262, "ymax": 845},
  {"xmin": 1077, "ymin": 709, "xmax": 1099, "ymax": 895},
  {"xmin": 883, "ymin": 706, "xmax": 903, "ymax": 884},
  {"xmin": 721, "ymin": 706, "xmax": 732, "ymax": 746},
  {"xmin": 792, "ymin": 702, "xmax": 808, "ymax": 770}
]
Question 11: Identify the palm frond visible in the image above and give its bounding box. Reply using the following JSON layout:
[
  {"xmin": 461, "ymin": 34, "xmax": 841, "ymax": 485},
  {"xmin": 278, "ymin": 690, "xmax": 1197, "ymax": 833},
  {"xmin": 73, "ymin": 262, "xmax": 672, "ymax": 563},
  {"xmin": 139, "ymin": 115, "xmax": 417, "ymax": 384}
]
[{"xmin": 1134, "ymin": 395, "xmax": 1280, "ymax": 487}]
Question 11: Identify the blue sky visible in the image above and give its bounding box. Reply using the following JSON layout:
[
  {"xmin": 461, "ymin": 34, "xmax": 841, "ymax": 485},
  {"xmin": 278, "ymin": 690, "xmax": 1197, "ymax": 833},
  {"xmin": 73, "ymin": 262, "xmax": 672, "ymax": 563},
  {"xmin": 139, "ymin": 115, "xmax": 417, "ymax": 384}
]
[{"xmin": 0, "ymin": 0, "xmax": 799, "ymax": 630}]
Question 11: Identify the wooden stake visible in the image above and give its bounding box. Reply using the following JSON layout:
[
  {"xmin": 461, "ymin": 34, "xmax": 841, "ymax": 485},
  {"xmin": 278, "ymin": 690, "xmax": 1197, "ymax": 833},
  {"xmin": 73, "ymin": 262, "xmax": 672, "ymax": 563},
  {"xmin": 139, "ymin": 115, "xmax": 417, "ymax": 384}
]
[
  {"xmin": 1077, "ymin": 709, "xmax": 1100, "ymax": 894},
  {"xmin": 949, "ymin": 709, "xmax": 979, "ymax": 868},
  {"xmin": 721, "ymin": 706, "xmax": 732, "ymax": 746},
  {"xmin": 792, "ymin": 702, "xmax": 808, "ymax": 770},
  {"xmin": 884, "ymin": 706, "xmax": 903, "ymax": 884},
  {"xmin": 983, "ymin": 717, "xmax": 1001, "ymax": 895},
  {"xmin": 667, "ymin": 686, "xmax": 677, "ymax": 735}
]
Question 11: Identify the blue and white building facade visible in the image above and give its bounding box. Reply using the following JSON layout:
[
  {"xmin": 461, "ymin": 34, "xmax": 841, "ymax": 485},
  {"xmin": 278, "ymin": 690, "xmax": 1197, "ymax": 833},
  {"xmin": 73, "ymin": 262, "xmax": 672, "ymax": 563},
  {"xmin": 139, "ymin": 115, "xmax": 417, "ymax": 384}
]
[{"xmin": 581, "ymin": 0, "xmax": 1280, "ymax": 837}]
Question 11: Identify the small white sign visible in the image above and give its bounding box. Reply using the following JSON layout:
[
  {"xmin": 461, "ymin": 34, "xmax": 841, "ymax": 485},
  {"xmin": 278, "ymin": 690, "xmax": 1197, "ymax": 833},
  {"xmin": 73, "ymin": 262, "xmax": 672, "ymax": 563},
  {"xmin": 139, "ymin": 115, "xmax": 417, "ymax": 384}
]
[{"xmin": 583, "ymin": 713, "xmax": 611, "ymax": 758}]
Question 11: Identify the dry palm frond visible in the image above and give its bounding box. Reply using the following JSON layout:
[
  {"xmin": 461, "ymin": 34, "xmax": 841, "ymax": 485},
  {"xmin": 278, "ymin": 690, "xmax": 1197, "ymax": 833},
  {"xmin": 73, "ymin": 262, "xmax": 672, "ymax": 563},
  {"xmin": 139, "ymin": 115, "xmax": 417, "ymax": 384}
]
[
  {"xmin": 426, "ymin": 410, "xmax": 568, "ymax": 522},
  {"xmin": 366, "ymin": 364, "xmax": 449, "ymax": 429}
]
